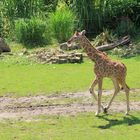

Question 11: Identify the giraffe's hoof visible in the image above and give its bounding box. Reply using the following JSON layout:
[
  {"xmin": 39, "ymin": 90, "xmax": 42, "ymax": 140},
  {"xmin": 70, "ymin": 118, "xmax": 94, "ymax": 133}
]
[
  {"xmin": 95, "ymin": 111, "xmax": 100, "ymax": 116},
  {"xmin": 125, "ymin": 112, "xmax": 129, "ymax": 116},
  {"xmin": 125, "ymin": 111, "xmax": 130, "ymax": 116},
  {"xmin": 103, "ymin": 107, "xmax": 108, "ymax": 114},
  {"xmin": 125, "ymin": 108, "xmax": 130, "ymax": 116},
  {"xmin": 89, "ymin": 88, "xmax": 92, "ymax": 94},
  {"xmin": 95, "ymin": 112, "xmax": 99, "ymax": 116}
]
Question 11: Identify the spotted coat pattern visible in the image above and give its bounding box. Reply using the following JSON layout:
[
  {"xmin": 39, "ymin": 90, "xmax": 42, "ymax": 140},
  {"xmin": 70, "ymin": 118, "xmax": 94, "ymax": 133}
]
[
  {"xmin": 67, "ymin": 30, "xmax": 130, "ymax": 115},
  {"xmin": 80, "ymin": 36, "xmax": 127, "ymax": 85}
]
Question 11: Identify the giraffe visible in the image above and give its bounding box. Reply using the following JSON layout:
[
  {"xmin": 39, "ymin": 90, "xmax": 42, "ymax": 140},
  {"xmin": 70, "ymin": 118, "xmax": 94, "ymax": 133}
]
[{"xmin": 67, "ymin": 30, "xmax": 130, "ymax": 116}]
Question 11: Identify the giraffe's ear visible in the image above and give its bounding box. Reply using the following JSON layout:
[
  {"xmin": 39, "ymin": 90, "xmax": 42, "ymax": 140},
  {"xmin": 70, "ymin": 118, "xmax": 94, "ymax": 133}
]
[{"xmin": 81, "ymin": 30, "xmax": 86, "ymax": 35}]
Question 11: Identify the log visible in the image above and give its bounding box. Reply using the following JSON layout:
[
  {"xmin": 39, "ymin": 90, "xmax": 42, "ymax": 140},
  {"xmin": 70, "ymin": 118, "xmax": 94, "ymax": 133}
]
[{"xmin": 96, "ymin": 35, "xmax": 130, "ymax": 51}]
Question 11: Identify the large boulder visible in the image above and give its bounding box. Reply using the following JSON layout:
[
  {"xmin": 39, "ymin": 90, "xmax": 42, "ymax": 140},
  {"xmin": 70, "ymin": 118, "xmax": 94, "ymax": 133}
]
[{"xmin": 0, "ymin": 38, "xmax": 11, "ymax": 53}]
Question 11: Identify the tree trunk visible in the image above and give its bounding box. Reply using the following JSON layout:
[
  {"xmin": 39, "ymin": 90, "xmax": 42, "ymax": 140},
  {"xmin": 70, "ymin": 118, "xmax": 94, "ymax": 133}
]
[{"xmin": 96, "ymin": 35, "xmax": 130, "ymax": 51}]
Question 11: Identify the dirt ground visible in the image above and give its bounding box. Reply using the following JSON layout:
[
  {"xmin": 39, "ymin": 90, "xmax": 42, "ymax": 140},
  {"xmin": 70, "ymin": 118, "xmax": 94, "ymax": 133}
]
[{"xmin": 0, "ymin": 89, "xmax": 140, "ymax": 120}]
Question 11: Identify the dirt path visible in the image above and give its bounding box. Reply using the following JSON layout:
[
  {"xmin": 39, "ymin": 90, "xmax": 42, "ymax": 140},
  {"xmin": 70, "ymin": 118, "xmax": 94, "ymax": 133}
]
[{"xmin": 0, "ymin": 89, "xmax": 140, "ymax": 119}]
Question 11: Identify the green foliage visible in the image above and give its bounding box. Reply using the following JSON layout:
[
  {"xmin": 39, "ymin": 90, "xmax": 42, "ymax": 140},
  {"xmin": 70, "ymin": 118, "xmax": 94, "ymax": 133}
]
[
  {"xmin": 1, "ymin": 0, "xmax": 140, "ymax": 41},
  {"xmin": 102, "ymin": 0, "xmax": 138, "ymax": 32},
  {"xmin": 48, "ymin": 4, "xmax": 75, "ymax": 43},
  {"xmin": 2, "ymin": 0, "xmax": 44, "ymax": 19},
  {"xmin": 112, "ymin": 43, "xmax": 140, "ymax": 58},
  {"xmin": 70, "ymin": 0, "xmax": 138, "ymax": 35},
  {"xmin": 0, "ymin": 112, "xmax": 140, "ymax": 140},
  {"xmin": 43, "ymin": 0, "xmax": 58, "ymax": 13},
  {"xmin": 71, "ymin": 0, "xmax": 95, "ymax": 33},
  {"xmin": 104, "ymin": 0, "xmax": 137, "ymax": 18},
  {"xmin": 93, "ymin": 29, "xmax": 116, "ymax": 47},
  {"xmin": 0, "ymin": 16, "xmax": 11, "ymax": 38},
  {"xmin": 0, "ymin": 0, "xmax": 45, "ymax": 39},
  {"xmin": 0, "ymin": 2, "xmax": 11, "ymax": 38},
  {"xmin": 115, "ymin": 18, "xmax": 136, "ymax": 36},
  {"xmin": 131, "ymin": 2, "xmax": 140, "ymax": 26},
  {"xmin": 15, "ymin": 18, "xmax": 51, "ymax": 46}
]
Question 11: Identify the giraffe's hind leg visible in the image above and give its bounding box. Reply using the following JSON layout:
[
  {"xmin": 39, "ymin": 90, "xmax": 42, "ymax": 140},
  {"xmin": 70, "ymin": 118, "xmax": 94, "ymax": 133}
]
[
  {"xmin": 95, "ymin": 78, "xmax": 103, "ymax": 116},
  {"xmin": 121, "ymin": 79, "xmax": 130, "ymax": 115}
]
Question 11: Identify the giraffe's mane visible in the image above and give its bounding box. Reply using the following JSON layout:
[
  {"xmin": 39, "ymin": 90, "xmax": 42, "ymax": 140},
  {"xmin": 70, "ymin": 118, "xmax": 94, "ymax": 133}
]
[{"xmin": 84, "ymin": 35, "xmax": 110, "ymax": 59}]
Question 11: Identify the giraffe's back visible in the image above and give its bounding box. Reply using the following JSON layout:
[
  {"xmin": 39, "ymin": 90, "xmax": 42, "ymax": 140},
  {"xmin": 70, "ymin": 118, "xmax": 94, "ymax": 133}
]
[{"xmin": 94, "ymin": 58, "xmax": 127, "ymax": 79}]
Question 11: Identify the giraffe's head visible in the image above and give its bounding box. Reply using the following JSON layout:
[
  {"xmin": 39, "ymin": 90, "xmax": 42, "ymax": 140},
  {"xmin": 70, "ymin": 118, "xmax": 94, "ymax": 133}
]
[{"xmin": 67, "ymin": 30, "xmax": 86, "ymax": 47}]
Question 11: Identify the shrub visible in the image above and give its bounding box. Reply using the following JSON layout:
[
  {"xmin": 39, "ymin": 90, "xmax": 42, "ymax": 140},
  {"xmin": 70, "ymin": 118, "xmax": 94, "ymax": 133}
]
[
  {"xmin": 111, "ymin": 43, "xmax": 140, "ymax": 58},
  {"xmin": 0, "ymin": 17, "xmax": 12, "ymax": 38},
  {"xmin": 15, "ymin": 18, "xmax": 51, "ymax": 46},
  {"xmin": 93, "ymin": 29, "xmax": 116, "ymax": 47},
  {"xmin": 1, "ymin": 0, "xmax": 44, "ymax": 19},
  {"xmin": 0, "ymin": 3, "xmax": 11, "ymax": 38},
  {"xmin": 115, "ymin": 17, "xmax": 136, "ymax": 37},
  {"xmin": 48, "ymin": 4, "xmax": 75, "ymax": 43},
  {"xmin": 71, "ymin": 0, "xmax": 95, "ymax": 34}
]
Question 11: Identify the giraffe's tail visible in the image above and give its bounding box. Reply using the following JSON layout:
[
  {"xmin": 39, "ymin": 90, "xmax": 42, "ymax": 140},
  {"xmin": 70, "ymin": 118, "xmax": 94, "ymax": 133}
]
[
  {"xmin": 117, "ymin": 78, "xmax": 130, "ymax": 90},
  {"xmin": 121, "ymin": 84, "xmax": 130, "ymax": 90}
]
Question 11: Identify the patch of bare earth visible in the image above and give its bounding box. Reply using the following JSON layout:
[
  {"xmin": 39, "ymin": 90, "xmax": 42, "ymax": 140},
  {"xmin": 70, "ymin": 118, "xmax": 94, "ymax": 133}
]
[{"xmin": 0, "ymin": 89, "xmax": 140, "ymax": 119}]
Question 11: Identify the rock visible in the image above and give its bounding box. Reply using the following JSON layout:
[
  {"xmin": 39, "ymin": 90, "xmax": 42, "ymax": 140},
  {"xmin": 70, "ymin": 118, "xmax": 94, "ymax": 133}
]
[
  {"xmin": 68, "ymin": 57, "xmax": 81, "ymax": 63},
  {"xmin": 70, "ymin": 44, "xmax": 81, "ymax": 50},
  {"xmin": 29, "ymin": 48, "xmax": 83, "ymax": 64},
  {"xmin": 75, "ymin": 53, "xmax": 83, "ymax": 62},
  {"xmin": 21, "ymin": 48, "xmax": 29, "ymax": 55},
  {"xmin": 0, "ymin": 38, "xmax": 11, "ymax": 53},
  {"xmin": 60, "ymin": 42, "xmax": 81, "ymax": 51},
  {"xmin": 58, "ymin": 59, "xmax": 68, "ymax": 64},
  {"xmin": 57, "ymin": 54, "xmax": 68, "ymax": 59},
  {"xmin": 60, "ymin": 42, "xmax": 68, "ymax": 50}
]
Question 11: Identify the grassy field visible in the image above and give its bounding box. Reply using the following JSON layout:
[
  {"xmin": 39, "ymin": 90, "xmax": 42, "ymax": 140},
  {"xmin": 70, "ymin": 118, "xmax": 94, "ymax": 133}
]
[
  {"xmin": 0, "ymin": 44, "xmax": 140, "ymax": 140},
  {"xmin": 0, "ymin": 54, "xmax": 140, "ymax": 96},
  {"xmin": 0, "ymin": 112, "xmax": 140, "ymax": 140}
]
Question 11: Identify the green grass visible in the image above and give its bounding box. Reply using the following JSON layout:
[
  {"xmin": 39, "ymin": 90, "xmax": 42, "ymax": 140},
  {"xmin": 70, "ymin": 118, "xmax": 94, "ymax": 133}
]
[
  {"xmin": 0, "ymin": 44, "xmax": 140, "ymax": 140},
  {"xmin": 0, "ymin": 54, "xmax": 140, "ymax": 96},
  {"xmin": 0, "ymin": 112, "xmax": 140, "ymax": 140}
]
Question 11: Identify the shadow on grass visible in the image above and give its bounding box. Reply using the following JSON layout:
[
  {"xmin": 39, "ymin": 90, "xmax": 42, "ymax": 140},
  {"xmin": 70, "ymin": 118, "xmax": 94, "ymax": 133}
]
[{"xmin": 95, "ymin": 114, "xmax": 140, "ymax": 129}]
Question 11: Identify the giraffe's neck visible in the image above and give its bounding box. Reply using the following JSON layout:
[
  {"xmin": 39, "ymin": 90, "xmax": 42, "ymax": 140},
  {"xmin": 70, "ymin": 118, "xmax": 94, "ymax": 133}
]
[{"xmin": 79, "ymin": 36, "xmax": 102, "ymax": 62}]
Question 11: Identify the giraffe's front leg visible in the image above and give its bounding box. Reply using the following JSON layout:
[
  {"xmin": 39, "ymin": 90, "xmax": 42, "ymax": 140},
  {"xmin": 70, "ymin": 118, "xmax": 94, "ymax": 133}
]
[
  {"xmin": 95, "ymin": 78, "xmax": 103, "ymax": 116},
  {"xmin": 89, "ymin": 78, "xmax": 98, "ymax": 100},
  {"xmin": 89, "ymin": 78, "xmax": 104, "ymax": 111},
  {"xmin": 104, "ymin": 78, "xmax": 120, "ymax": 114}
]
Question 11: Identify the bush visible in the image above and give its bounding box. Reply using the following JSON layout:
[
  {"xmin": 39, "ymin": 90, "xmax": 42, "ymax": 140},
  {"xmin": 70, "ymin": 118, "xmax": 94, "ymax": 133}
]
[
  {"xmin": 1, "ymin": 0, "xmax": 44, "ymax": 19},
  {"xmin": 0, "ymin": 17, "xmax": 12, "ymax": 38},
  {"xmin": 15, "ymin": 18, "xmax": 51, "ymax": 46},
  {"xmin": 48, "ymin": 4, "xmax": 75, "ymax": 43},
  {"xmin": 71, "ymin": 0, "xmax": 95, "ymax": 34},
  {"xmin": 93, "ymin": 29, "xmax": 116, "ymax": 47},
  {"xmin": 111, "ymin": 43, "xmax": 140, "ymax": 58},
  {"xmin": 0, "ymin": 4, "xmax": 11, "ymax": 38},
  {"xmin": 115, "ymin": 18, "xmax": 136, "ymax": 37}
]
